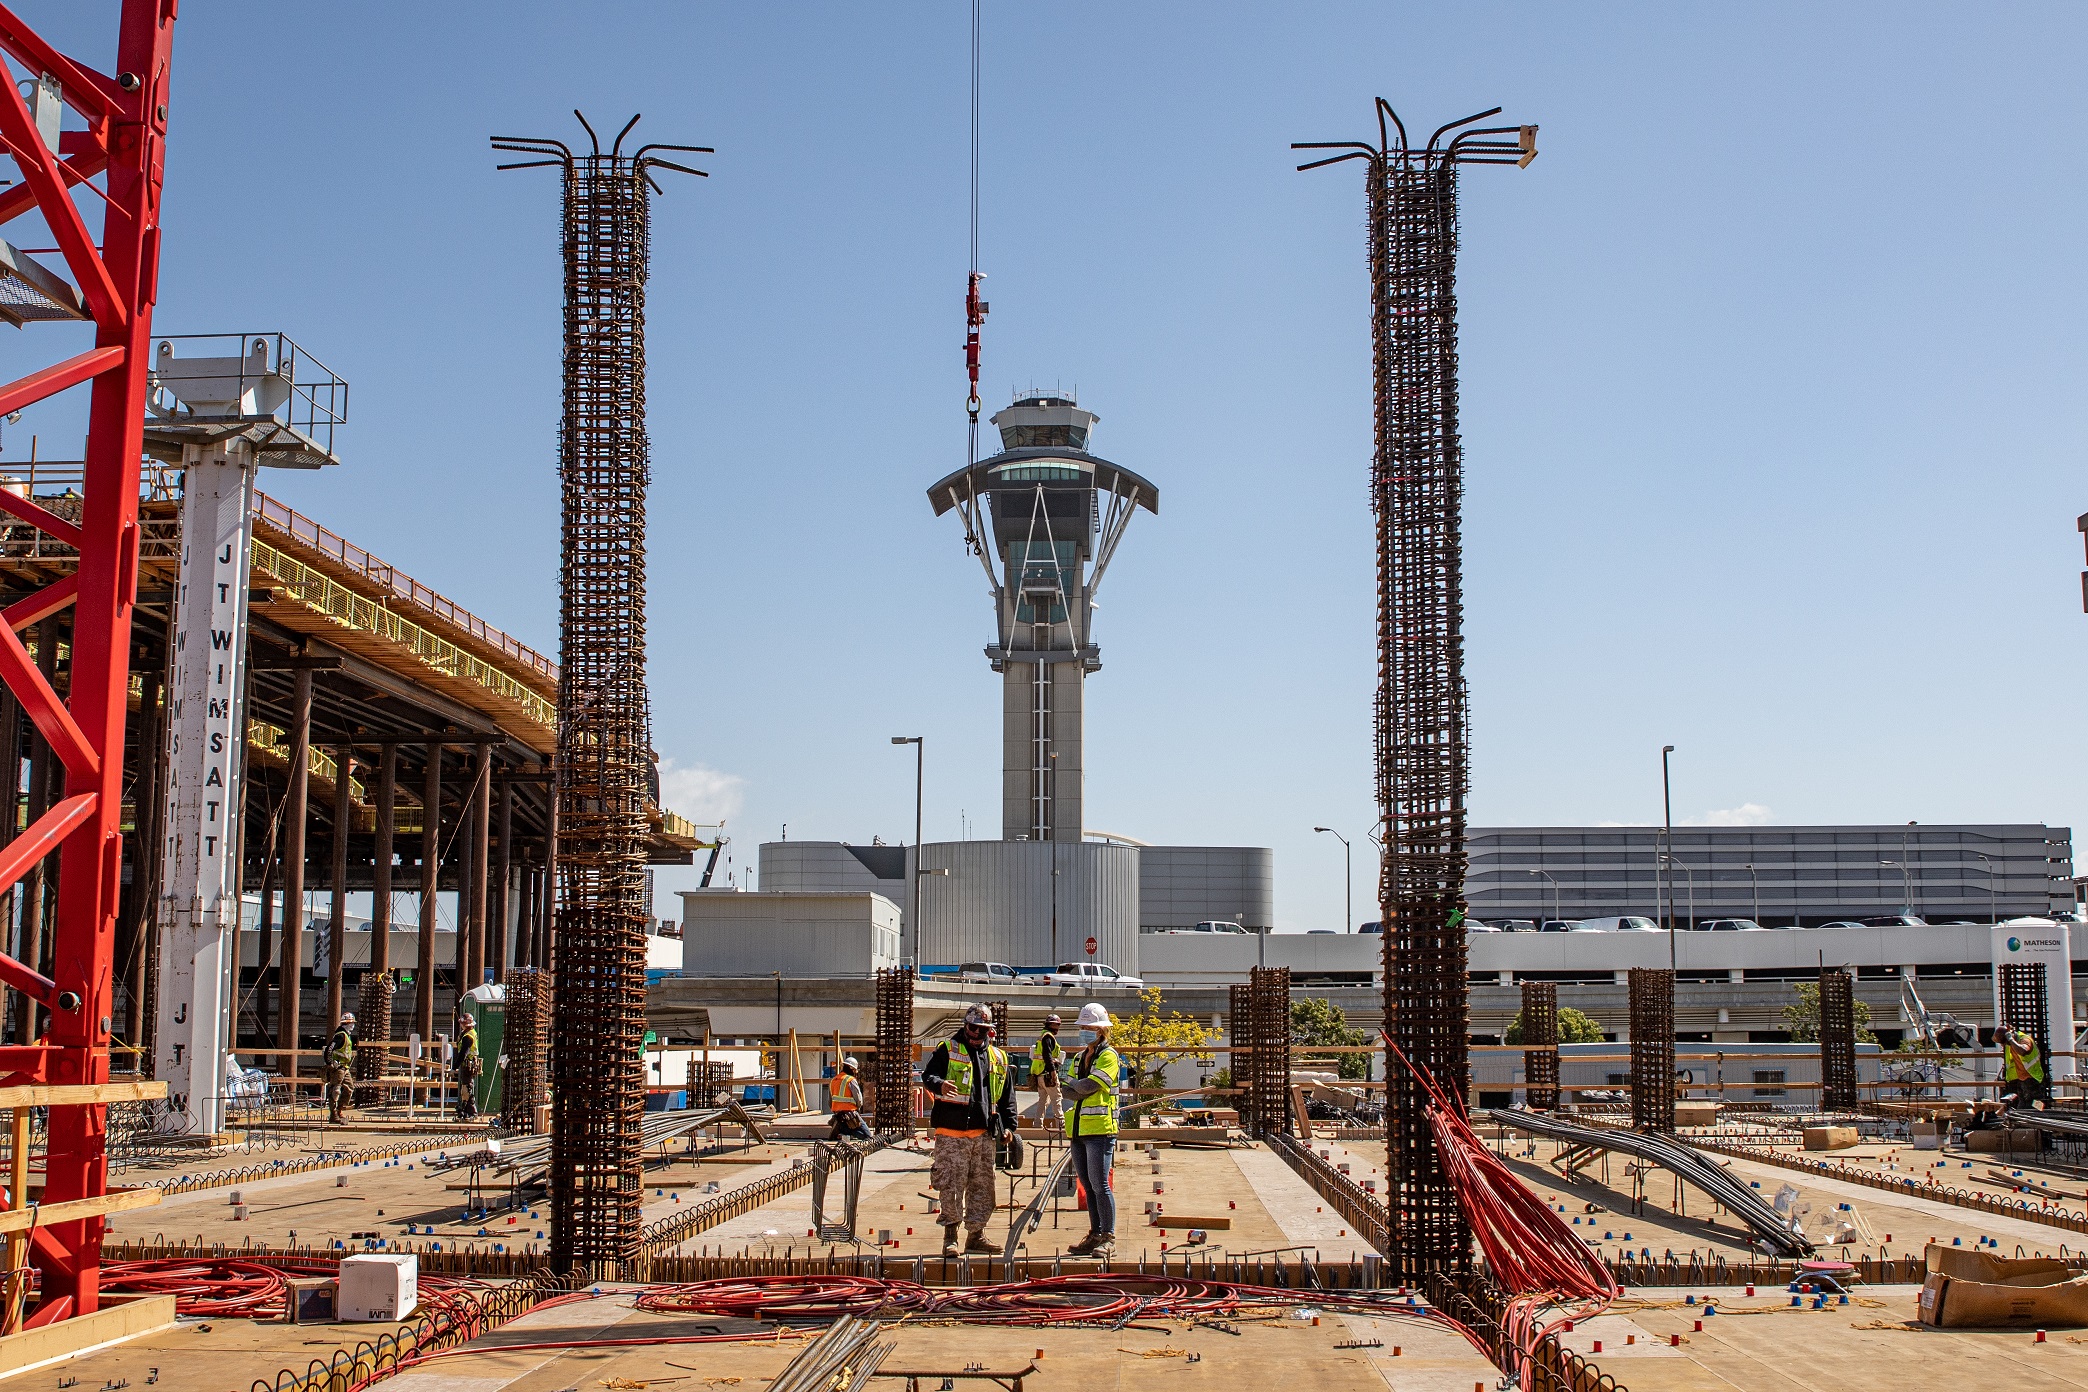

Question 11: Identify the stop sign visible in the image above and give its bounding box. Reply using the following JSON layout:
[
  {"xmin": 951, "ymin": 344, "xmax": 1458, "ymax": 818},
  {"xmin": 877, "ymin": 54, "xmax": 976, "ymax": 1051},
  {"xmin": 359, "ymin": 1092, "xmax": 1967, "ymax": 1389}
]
[{"xmin": 1084, "ymin": 936, "xmax": 1098, "ymax": 956}]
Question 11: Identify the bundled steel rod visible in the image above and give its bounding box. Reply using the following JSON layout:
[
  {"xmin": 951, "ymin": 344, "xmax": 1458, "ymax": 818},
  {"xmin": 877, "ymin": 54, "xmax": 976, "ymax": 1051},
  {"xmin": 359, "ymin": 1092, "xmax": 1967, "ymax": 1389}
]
[
  {"xmin": 493, "ymin": 114, "xmax": 710, "ymax": 1278},
  {"xmin": 1294, "ymin": 100, "xmax": 1535, "ymax": 1282},
  {"xmin": 1487, "ymin": 1106, "xmax": 1813, "ymax": 1257}
]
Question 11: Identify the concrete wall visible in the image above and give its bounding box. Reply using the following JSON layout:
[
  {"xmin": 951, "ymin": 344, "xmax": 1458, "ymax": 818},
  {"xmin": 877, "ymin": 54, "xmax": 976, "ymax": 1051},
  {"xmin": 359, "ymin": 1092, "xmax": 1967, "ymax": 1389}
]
[
  {"xmin": 678, "ymin": 889, "xmax": 902, "ymax": 977},
  {"xmin": 1138, "ymin": 846, "xmax": 1275, "ymax": 931},
  {"xmin": 913, "ymin": 839, "xmax": 1139, "ymax": 973}
]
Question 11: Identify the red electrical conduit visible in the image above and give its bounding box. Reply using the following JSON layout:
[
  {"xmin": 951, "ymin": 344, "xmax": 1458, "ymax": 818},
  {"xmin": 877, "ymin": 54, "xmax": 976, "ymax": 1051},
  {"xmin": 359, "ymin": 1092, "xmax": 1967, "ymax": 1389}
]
[{"xmin": 1386, "ymin": 1036, "xmax": 1620, "ymax": 1386}]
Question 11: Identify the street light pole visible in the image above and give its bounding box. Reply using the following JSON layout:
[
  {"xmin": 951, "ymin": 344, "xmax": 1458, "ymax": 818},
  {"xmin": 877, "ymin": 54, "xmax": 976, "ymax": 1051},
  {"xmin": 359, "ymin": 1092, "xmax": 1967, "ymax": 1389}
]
[
  {"xmin": 1529, "ymin": 869, "xmax": 1561, "ymax": 927},
  {"xmin": 1744, "ymin": 862, "xmax": 1759, "ymax": 926},
  {"xmin": 1661, "ymin": 745, "xmax": 1676, "ymax": 970},
  {"xmin": 891, "ymin": 736, "xmax": 924, "ymax": 964},
  {"xmin": 1314, "ymin": 827, "xmax": 1352, "ymax": 933},
  {"xmin": 1975, "ymin": 852, "xmax": 1999, "ymax": 924},
  {"xmin": 1881, "ymin": 859, "xmax": 1911, "ymax": 917}
]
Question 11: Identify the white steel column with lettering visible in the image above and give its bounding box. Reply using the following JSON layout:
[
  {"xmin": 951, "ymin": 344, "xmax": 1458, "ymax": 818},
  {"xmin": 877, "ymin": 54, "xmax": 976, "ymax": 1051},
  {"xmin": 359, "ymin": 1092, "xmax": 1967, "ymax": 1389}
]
[{"xmin": 152, "ymin": 440, "xmax": 259, "ymax": 1134}]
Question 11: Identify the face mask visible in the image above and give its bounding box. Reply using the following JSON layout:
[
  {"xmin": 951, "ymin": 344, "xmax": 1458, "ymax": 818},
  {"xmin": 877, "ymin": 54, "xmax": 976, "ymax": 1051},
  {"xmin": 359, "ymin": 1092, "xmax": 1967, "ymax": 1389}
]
[{"xmin": 1080, "ymin": 1029, "xmax": 1099, "ymax": 1045}]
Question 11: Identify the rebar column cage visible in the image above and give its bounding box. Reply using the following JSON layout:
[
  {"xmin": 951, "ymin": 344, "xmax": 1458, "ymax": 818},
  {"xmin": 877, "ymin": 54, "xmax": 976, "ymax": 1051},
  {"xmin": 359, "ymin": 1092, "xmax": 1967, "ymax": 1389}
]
[
  {"xmin": 686, "ymin": 1057, "xmax": 732, "ymax": 1110},
  {"xmin": 1521, "ymin": 980, "xmax": 1560, "ymax": 1112},
  {"xmin": 1295, "ymin": 100, "xmax": 1535, "ymax": 1282},
  {"xmin": 989, "ymin": 1000, "xmax": 1010, "ymax": 1055},
  {"xmin": 1628, "ymin": 968, "xmax": 1676, "ymax": 1132},
  {"xmin": 352, "ymin": 972, "xmax": 393, "ymax": 1107},
  {"xmin": 1818, "ymin": 969, "xmax": 1857, "ymax": 1112},
  {"xmin": 1247, "ymin": 966, "xmax": 1292, "ymax": 1138},
  {"xmin": 502, "ymin": 967, "xmax": 549, "ymax": 1131},
  {"xmin": 872, "ymin": 966, "xmax": 915, "ymax": 1134},
  {"xmin": 1229, "ymin": 983, "xmax": 1254, "ymax": 1132},
  {"xmin": 493, "ymin": 114, "xmax": 709, "ymax": 1279},
  {"xmin": 1999, "ymin": 961, "xmax": 2051, "ymax": 1068}
]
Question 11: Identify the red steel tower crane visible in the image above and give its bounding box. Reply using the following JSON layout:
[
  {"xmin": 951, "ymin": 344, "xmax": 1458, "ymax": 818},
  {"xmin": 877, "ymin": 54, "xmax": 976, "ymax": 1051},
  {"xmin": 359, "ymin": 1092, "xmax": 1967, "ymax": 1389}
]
[{"xmin": 0, "ymin": 0, "xmax": 176, "ymax": 1326}]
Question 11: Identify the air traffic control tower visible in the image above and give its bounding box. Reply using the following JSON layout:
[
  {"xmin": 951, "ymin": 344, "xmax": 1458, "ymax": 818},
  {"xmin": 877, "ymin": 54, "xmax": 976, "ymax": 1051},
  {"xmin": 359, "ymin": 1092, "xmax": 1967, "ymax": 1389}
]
[{"xmin": 929, "ymin": 393, "xmax": 1158, "ymax": 842}]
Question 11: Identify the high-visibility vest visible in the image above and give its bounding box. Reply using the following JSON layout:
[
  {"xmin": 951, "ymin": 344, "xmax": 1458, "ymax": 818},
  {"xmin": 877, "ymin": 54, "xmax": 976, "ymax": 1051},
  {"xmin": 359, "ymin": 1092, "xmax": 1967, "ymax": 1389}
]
[
  {"xmin": 941, "ymin": 1039, "xmax": 1008, "ymax": 1106},
  {"xmin": 1036, "ymin": 1032, "xmax": 1062, "ymax": 1079},
  {"xmin": 2004, "ymin": 1036, "xmax": 2046, "ymax": 1083},
  {"xmin": 326, "ymin": 1028, "xmax": 355, "ymax": 1071},
  {"xmin": 1064, "ymin": 1043, "xmax": 1122, "ymax": 1139},
  {"xmin": 832, "ymin": 1073, "xmax": 863, "ymax": 1112}
]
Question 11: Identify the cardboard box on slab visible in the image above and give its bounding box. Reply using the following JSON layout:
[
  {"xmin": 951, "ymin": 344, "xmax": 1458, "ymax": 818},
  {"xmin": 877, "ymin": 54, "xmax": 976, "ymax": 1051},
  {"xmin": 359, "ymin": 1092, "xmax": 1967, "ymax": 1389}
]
[
  {"xmin": 1918, "ymin": 1244, "xmax": 2088, "ymax": 1328},
  {"xmin": 1802, "ymin": 1126, "xmax": 1857, "ymax": 1151},
  {"xmin": 338, "ymin": 1254, "xmax": 418, "ymax": 1322}
]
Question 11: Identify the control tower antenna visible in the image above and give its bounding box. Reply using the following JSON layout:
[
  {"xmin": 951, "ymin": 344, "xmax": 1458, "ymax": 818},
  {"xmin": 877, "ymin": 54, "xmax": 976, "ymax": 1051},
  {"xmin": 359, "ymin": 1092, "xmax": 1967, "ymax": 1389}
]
[
  {"xmin": 1294, "ymin": 100, "xmax": 1536, "ymax": 1284},
  {"xmin": 492, "ymin": 113, "xmax": 709, "ymax": 1281}
]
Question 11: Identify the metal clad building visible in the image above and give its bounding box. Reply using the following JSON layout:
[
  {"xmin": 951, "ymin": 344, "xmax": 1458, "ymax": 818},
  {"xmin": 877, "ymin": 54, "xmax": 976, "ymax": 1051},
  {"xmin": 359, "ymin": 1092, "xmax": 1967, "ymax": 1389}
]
[
  {"xmin": 914, "ymin": 840, "xmax": 1141, "ymax": 973},
  {"xmin": 1468, "ymin": 824, "xmax": 2073, "ymax": 926},
  {"xmin": 1138, "ymin": 846, "xmax": 1275, "ymax": 932}
]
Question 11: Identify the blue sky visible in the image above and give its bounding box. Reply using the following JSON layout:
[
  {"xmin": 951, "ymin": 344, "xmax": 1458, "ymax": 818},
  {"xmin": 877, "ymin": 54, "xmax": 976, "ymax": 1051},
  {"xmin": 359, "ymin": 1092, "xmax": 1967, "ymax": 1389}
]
[{"xmin": 9, "ymin": 4, "xmax": 2087, "ymax": 931}]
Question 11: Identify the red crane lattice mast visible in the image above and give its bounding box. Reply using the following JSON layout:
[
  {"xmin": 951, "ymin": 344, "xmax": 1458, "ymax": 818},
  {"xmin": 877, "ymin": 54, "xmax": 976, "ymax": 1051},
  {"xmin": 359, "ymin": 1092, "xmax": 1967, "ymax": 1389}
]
[{"xmin": 0, "ymin": 0, "xmax": 175, "ymax": 1326}]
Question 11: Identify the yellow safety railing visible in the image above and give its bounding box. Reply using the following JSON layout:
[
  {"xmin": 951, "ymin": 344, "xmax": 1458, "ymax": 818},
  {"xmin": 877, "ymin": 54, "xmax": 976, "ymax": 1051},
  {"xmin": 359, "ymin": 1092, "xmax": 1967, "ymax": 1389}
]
[{"xmin": 251, "ymin": 539, "xmax": 555, "ymax": 732}]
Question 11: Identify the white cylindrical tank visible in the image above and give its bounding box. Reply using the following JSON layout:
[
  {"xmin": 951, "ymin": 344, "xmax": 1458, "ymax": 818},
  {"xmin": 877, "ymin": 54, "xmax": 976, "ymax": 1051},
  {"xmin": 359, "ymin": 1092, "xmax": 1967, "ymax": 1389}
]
[{"xmin": 912, "ymin": 840, "xmax": 1140, "ymax": 975}]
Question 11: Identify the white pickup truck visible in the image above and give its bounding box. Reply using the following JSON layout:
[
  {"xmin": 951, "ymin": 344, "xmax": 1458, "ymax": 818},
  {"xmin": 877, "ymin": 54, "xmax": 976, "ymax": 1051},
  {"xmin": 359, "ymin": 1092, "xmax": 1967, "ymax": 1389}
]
[{"xmin": 1038, "ymin": 961, "xmax": 1144, "ymax": 989}]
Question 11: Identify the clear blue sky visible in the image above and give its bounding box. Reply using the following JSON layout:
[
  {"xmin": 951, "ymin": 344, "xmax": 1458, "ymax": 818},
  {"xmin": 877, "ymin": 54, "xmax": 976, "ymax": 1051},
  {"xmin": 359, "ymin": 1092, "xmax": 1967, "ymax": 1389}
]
[{"xmin": 10, "ymin": 4, "xmax": 2087, "ymax": 931}]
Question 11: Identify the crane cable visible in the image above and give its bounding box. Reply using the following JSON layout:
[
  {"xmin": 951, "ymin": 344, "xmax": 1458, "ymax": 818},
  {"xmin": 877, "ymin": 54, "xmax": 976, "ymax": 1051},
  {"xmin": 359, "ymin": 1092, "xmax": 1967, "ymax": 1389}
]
[{"xmin": 963, "ymin": 0, "xmax": 986, "ymax": 461}]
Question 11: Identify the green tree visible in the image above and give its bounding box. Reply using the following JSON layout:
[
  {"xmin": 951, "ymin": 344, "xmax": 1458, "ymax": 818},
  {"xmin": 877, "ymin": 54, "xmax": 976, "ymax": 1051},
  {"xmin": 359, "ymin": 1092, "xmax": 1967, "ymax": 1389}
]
[
  {"xmin": 1504, "ymin": 1006, "xmax": 1604, "ymax": 1045},
  {"xmin": 1290, "ymin": 997, "xmax": 1370, "ymax": 1081},
  {"xmin": 1783, "ymin": 981, "xmax": 1877, "ymax": 1044},
  {"xmin": 1109, "ymin": 987, "xmax": 1216, "ymax": 1091}
]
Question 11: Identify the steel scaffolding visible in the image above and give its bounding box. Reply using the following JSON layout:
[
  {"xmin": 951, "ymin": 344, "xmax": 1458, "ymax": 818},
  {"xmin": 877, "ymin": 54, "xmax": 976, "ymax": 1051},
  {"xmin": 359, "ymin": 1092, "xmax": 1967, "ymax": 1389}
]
[
  {"xmin": 1818, "ymin": 969, "xmax": 1857, "ymax": 1112},
  {"xmin": 1295, "ymin": 101, "xmax": 1535, "ymax": 1282},
  {"xmin": 1521, "ymin": 980, "xmax": 1559, "ymax": 1112},
  {"xmin": 1629, "ymin": 968, "xmax": 1676, "ymax": 1133},
  {"xmin": 493, "ymin": 114, "xmax": 709, "ymax": 1279}
]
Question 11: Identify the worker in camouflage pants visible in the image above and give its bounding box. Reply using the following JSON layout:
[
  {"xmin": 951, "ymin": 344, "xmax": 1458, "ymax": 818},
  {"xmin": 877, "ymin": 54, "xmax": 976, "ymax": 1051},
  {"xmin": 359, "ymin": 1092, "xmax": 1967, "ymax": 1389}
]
[{"xmin": 920, "ymin": 1005, "xmax": 1019, "ymax": 1255}]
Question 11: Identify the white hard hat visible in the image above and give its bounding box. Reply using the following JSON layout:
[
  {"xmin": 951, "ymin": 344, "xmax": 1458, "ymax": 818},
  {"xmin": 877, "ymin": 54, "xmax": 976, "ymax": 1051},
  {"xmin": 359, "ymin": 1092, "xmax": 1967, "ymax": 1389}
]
[
  {"xmin": 1076, "ymin": 1002, "xmax": 1111, "ymax": 1030},
  {"xmin": 340, "ymin": 1012, "xmax": 356, "ymax": 1025},
  {"xmin": 963, "ymin": 1005, "xmax": 991, "ymax": 1027},
  {"xmin": 843, "ymin": 1056, "xmax": 859, "ymax": 1070}
]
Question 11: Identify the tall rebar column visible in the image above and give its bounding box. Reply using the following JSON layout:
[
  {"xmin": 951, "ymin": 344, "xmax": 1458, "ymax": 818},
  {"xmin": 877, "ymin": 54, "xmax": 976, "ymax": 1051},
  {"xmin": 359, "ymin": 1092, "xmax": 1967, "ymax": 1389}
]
[
  {"xmin": 1248, "ymin": 966, "xmax": 1292, "ymax": 1138},
  {"xmin": 1296, "ymin": 102, "xmax": 1535, "ymax": 1282},
  {"xmin": 1999, "ymin": 961, "xmax": 2051, "ymax": 1065},
  {"xmin": 1628, "ymin": 968, "xmax": 1676, "ymax": 1132},
  {"xmin": 1818, "ymin": 968, "xmax": 1857, "ymax": 1112},
  {"xmin": 872, "ymin": 967, "xmax": 915, "ymax": 1134},
  {"xmin": 503, "ymin": 967, "xmax": 549, "ymax": 1131},
  {"xmin": 1228, "ymin": 983, "xmax": 1254, "ymax": 1132},
  {"xmin": 494, "ymin": 115, "xmax": 709, "ymax": 1279},
  {"xmin": 1521, "ymin": 980, "xmax": 1559, "ymax": 1112}
]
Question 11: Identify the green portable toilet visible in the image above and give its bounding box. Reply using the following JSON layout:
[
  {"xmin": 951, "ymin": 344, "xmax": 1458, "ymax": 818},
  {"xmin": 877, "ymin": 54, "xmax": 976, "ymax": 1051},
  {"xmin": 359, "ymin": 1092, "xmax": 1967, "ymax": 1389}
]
[{"xmin": 458, "ymin": 982, "xmax": 508, "ymax": 1117}]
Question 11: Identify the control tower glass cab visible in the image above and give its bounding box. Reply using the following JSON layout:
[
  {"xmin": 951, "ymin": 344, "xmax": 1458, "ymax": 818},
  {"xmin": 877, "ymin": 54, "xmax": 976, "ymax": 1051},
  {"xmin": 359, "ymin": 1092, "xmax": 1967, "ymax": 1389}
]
[{"xmin": 929, "ymin": 393, "xmax": 1159, "ymax": 843}]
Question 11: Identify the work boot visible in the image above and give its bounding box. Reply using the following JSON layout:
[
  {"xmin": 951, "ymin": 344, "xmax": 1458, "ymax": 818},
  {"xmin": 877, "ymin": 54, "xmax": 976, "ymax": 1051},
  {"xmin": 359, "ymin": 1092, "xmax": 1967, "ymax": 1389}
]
[
  {"xmin": 964, "ymin": 1230, "xmax": 996, "ymax": 1255},
  {"xmin": 1065, "ymin": 1231, "xmax": 1101, "ymax": 1256},
  {"xmin": 1087, "ymin": 1233, "xmax": 1115, "ymax": 1260},
  {"xmin": 942, "ymin": 1225, "xmax": 961, "ymax": 1257}
]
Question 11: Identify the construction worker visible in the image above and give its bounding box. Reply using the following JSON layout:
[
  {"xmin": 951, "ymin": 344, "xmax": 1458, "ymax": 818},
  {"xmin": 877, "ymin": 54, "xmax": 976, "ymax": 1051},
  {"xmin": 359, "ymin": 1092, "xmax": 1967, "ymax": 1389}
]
[
  {"xmin": 829, "ymin": 1055, "xmax": 870, "ymax": 1141},
  {"xmin": 1034, "ymin": 1014, "xmax": 1065, "ymax": 1126},
  {"xmin": 920, "ymin": 1004, "xmax": 1017, "ymax": 1257},
  {"xmin": 454, "ymin": 1011, "xmax": 482, "ymax": 1121},
  {"xmin": 325, "ymin": 1012, "xmax": 357, "ymax": 1124},
  {"xmin": 1999, "ymin": 1024, "xmax": 2049, "ymax": 1110},
  {"xmin": 1062, "ymin": 1001, "xmax": 1122, "ymax": 1257}
]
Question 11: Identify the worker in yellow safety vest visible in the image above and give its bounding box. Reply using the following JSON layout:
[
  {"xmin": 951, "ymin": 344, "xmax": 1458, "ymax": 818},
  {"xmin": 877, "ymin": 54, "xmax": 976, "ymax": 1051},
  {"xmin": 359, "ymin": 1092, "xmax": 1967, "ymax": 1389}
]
[
  {"xmin": 1999, "ymin": 1025, "xmax": 2049, "ymax": 1111},
  {"xmin": 829, "ymin": 1055, "xmax": 871, "ymax": 1141},
  {"xmin": 1062, "ymin": 1001, "xmax": 1122, "ymax": 1256},
  {"xmin": 921, "ymin": 1005, "xmax": 1017, "ymax": 1256}
]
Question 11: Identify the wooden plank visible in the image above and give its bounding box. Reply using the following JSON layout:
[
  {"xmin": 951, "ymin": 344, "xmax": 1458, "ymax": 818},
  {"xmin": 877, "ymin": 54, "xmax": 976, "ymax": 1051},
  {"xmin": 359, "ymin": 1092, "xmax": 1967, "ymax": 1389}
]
[
  {"xmin": 1152, "ymin": 1215, "xmax": 1231, "ymax": 1230},
  {"xmin": 0, "ymin": 1293, "xmax": 174, "ymax": 1376},
  {"xmin": 0, "ymin": 1186, "xmax": 158, "ymax": 1235},
  {"xmin": 0, "ymin": 1081, "xmax": 166, "ymax": 1110}
]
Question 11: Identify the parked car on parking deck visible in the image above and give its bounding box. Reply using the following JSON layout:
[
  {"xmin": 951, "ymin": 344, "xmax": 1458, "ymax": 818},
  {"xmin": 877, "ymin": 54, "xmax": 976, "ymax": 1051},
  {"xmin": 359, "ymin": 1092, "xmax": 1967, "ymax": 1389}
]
[
  {"xmin": 1570, "ymin": 916, "xmax": 1662, "ymax": 933},
  {"xmin": 1701, "ymin": 918, "xmax": 1771, "ymax": 932},
  {"xmin": 1041, "ymin": 962, "xmax": 1144, "ymax": 989},
  {"xmin": 1816, "ymin": 920, "xmax": 1865, "ymax": 930},
  {"xmin": 1861, "ymin": 914, "xmax": 1929, "ymax": 928}
]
